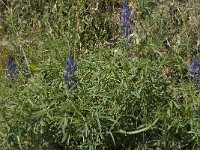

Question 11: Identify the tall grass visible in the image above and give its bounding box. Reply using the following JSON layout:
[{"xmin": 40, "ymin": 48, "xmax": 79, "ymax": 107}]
[{"xmin": 0, "ymin": 0, "xmax": 200, "ymax": 149}]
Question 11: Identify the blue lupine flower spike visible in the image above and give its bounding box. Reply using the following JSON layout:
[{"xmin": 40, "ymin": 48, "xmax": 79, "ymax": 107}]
[
  {"xmin": 6, "ymin": 57, "xmax": 17, "ymax": 79},
  {"xmin": 64, "ymin": 52, "xmax": 77, "ymax": 90},
  {"xmin": 189, "ymin": 57, "xmax": 200, "ymax": 91},
  {"xmin": 121, "ymin": 1, "xmax": 134, "ymax": 44}
]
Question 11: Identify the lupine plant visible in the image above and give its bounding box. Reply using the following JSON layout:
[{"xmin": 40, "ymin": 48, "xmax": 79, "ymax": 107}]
[
  {"xmin": 121, "ymin": 1, "xmax": 134, "ymax": 44},
  {"xmin": 6, "ymin": 57, "xmax": 17, "ymax": 88},
  {"xmin": 6, "ymin": 57, "xmax": 17, "ymax": 79},
  {"xmin": 189, "ymin": 57, "xmax": 200, "ymax": 90},
  {"xmin": 64, "ymin": 52, "xmax": 77, "ymax": 90},
  {"xmin": 1, "ymin": 1, "xmax": 200, "ymax": 149}
]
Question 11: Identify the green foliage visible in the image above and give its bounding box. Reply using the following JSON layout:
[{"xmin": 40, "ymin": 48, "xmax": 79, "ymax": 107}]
[{"xmin": 1, "ymin": 0, "xmax": 200, "ymax": 149}]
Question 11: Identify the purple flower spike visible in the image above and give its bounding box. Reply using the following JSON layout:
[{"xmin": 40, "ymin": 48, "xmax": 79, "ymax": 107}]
[
  {"xmin": 6, "ymin": 57, "xmax": 17, "ymax": 80},
  {"xmin": 189, "ymin": 58, "xmax": 200, "ymax": 77},
  {"xmin": 189, "ymin": 57, "xmax": 200, "ymax": 91},
  {"xmin": 121, "ymin": 1, "xmax": 134, "ymax": 44},
  {"xmin": 64, "ymin": 52, "xmax": 77, "ymax": 90}
]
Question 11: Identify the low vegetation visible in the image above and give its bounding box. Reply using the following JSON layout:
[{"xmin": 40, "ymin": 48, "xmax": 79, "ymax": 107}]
[{"xmin": 0, "ymin": 0, "xmax": 200, "ymax": 149}]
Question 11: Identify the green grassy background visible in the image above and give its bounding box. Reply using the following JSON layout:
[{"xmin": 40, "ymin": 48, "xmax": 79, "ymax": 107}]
[{"xmin": 0, "ymin": 0, "xmax": 200, "ymax": 149}]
